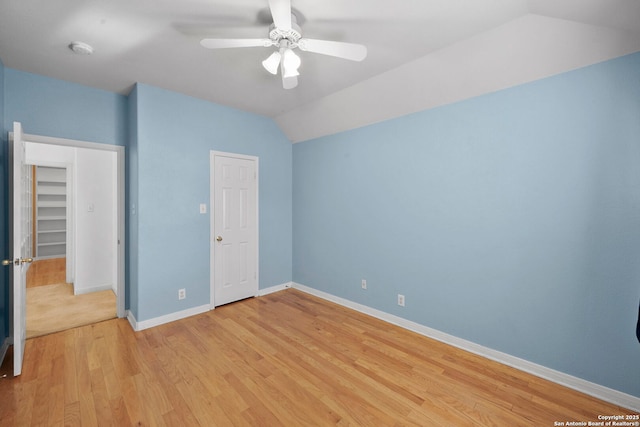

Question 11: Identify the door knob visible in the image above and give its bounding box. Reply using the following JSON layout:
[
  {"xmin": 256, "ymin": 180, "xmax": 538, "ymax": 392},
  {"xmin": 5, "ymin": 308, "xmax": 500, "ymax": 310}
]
[
  {"xmin": 1, "ymin": 258, "xmax": 29, "ymax": 266},
  {"xmin": 216, "ymin": 236, "xmax": 223, "ymax": 242}
]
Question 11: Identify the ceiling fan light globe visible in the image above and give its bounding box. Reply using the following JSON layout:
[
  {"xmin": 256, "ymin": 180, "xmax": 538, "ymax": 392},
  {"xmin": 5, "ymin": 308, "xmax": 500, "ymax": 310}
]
[
  {"xmin": 282, "ymin": 48, "xmax": 301, "ymax": 78},
  {"xmin": 283, "ymin": 48, "xmax": 301, "ymax": 68},
  {"xmin": 262, "ymin": 51, "xmax": 281, "ymax": 75}
]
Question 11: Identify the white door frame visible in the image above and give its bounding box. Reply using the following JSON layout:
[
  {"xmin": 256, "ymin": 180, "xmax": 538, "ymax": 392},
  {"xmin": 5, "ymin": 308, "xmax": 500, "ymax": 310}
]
[
  {"xmin": 21, "ymin": 132, "xmax": 126, "ymax": 318},
  {"xmin": 209, "ymin": 150, "xmax": 259, "ymax": 309}
]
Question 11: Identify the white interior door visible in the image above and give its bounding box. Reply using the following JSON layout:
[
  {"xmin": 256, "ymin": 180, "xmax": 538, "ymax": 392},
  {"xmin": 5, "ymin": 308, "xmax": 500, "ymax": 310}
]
[
  {"xmin": 211, "ymin": 151, "xmax": 258, "ymax": 307},
  {"xmin": 7, "ymin": 122, "xmax": 33, "ymax": 376}
]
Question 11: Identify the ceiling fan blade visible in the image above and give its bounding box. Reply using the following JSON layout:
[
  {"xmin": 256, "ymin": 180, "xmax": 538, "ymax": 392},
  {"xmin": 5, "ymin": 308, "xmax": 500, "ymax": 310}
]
[
  {"xmin": 268, "ymin": 0, "xmax": 291, "ymax": 30},
  {"xmin": 297, "ymin": 39, "xmax": 367, "ymax": 61},
  {"xmin": 200, "ymin": 38, "xmax": 272, "ymax": 49}
]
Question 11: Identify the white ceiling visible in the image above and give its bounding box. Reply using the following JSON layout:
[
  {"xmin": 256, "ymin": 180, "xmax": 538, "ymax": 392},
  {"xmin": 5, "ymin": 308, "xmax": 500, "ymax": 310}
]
[{"xmin": 1, "ymin": 0, "xmax": 639, "ymax": 142}]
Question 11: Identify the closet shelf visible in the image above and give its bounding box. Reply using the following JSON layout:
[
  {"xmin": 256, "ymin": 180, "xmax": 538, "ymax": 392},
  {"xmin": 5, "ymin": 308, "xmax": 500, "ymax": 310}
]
[
  {"xmin": 36, "ymin": 201, "xmax": 66, "ymax": 208},
  {"xmin": 36, "ymin": 166, "xmax": 67, "ymax": 258},
  {"xmin": 37, "ymin": 242, "xmax": 66, "ymax": 248}
]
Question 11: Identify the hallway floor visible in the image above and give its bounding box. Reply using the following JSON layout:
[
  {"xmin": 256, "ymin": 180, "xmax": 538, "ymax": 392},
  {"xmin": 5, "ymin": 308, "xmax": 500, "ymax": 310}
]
[
  {"xmin": 27, "ymin": 282, "xmax": 116, "ymax": 338},
  {"xmin": 26, "ymin": 258, "xmax": 116, "ymax": 338}
]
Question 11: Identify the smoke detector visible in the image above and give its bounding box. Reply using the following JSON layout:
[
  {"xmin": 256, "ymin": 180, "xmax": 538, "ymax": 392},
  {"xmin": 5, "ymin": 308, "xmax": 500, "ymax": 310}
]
[{"xmin": 68, "ymin": 41, "xmax": 94, "ymax": 55}]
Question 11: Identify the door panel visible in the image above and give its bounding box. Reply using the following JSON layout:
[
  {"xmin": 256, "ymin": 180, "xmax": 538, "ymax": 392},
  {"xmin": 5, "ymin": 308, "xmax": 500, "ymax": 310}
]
[
  {"xmin": 9, "ymin": 122, "xmax": 31, "ymax": 376},
  {"xmin": 211, "ymin": 152, "xmax": 258, "ymax": 307}
]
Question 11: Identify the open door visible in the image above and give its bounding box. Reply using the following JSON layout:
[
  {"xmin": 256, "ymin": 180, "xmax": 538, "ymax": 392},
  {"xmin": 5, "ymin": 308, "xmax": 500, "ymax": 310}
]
[{"xmin": 3, "ymin": 122, "xmax": 33, "ymax": 376}]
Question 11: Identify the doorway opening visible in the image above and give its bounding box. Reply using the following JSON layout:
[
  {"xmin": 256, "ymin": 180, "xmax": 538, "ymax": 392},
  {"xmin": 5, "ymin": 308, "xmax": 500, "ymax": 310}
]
[
  {"xmin": 26, "ymin": 165, "xmax": 116, "ymax": 337},
  {"xmin": 22, "ymin": 134, "xmax": 125, "ymax": 338}
]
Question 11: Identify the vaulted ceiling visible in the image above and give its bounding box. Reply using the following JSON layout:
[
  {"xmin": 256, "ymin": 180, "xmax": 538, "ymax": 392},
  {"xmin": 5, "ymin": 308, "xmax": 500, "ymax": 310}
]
[{"xmin": 1, "ymin": 0, "xmax": 639, "ymax": 142}]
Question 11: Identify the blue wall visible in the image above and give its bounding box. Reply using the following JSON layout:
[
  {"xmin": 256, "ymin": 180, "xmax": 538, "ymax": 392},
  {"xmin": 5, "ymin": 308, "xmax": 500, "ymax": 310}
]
[
  {"xmin": 293, "ymin": 52, "xmax": 640, "ymax": 398},
  {"xmin": 131, "ymin": 84, "xmax": 292, "ymax": 321},
  {"xmin": 4, "ymin": 69, "xmax": 127, "ymax": 146}
]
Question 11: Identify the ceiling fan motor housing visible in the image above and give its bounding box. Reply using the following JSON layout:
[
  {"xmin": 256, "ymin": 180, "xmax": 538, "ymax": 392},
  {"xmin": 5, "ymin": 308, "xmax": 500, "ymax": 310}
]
[{"xmin": 268, "ymin": 15, "xmax": 302, "ymax": 46}]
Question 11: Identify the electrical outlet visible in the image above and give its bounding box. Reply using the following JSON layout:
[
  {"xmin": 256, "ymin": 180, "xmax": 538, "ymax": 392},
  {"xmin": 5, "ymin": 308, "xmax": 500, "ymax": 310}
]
[
  {"xmin": 397, "ymin": 294, "xmax": 405, "ymax": 307},
  {"xmin": 178, "ymin": 288, "xmax": 186, "ymax": 300},
  {"xmin": 361, "ymin": 279, "xmax": 367, "ymax": 290}
]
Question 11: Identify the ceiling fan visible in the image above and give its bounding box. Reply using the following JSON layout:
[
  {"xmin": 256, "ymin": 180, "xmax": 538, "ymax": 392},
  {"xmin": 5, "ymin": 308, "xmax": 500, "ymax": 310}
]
[{"xmin": 199, "ymin": 0, "xmax": 368, "ymax": 89}]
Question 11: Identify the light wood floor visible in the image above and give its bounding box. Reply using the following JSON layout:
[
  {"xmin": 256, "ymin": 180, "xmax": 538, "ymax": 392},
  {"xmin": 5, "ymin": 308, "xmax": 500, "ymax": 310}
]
[
  {"xmin": 27, "ymin": 258, "xmax": 67, "ymax": 288},
  {"xmin": 25, "ymin": 258, "xmax": 116, "ymax": 338},
  {"xmin": 0, "ymin": 289, "xmax": 634, "ymax": 426},
  {"xmin": 27, "ymin": 282, "xmax": 116, "ymax": 338}
]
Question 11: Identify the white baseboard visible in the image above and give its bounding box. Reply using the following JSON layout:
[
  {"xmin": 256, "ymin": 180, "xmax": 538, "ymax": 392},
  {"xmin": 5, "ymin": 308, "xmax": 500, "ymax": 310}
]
[
  {"xmin": 74, "ymin": 283, "xmax": 113, "ymax": 295},
  {"xmin": 291, "ymin": 282, "xmax": 640, "ymax": 412},
  {"xmin": 127, "ymin": 304, "xmax": 210, "ymax": 332},
  {"xmin": 257, "ymin": 282, "xmax": 292, "ymax": 297},
  {"xmin": 126, "ymin": 310, "xmax": 136, "ymax": 330},
  {"xmin": 125, "ymin": 282, "xmax": 295, "ymax": 332}
]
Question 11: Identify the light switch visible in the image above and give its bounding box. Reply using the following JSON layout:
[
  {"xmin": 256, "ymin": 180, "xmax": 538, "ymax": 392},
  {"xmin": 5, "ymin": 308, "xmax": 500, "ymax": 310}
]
[{"xmin": 200, "ymin": 203, "xmax": 207, "ymax": 214}]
